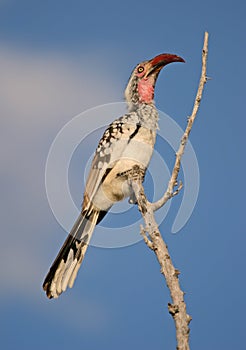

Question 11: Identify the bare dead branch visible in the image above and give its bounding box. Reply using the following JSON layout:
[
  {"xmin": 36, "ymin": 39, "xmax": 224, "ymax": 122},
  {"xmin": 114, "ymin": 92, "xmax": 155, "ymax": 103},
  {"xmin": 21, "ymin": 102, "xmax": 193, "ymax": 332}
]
[
  {"xmin": 130, "ymin": 32, "xmax": 209, "ymax": 349},
  {"xmin": 152, "ymin": 31, "xmax": 209, "ymax": 212},
  {"xmin": 130, "ymin": 176, "xmax": 192, "ymax": 348}
]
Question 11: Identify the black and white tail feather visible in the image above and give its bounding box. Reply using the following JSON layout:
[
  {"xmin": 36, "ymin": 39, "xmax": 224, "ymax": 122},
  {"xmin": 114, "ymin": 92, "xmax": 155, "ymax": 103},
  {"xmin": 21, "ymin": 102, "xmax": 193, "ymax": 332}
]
[{"xmin": 43, "ymin": 209, "xmax": 99, "ymax": 299}]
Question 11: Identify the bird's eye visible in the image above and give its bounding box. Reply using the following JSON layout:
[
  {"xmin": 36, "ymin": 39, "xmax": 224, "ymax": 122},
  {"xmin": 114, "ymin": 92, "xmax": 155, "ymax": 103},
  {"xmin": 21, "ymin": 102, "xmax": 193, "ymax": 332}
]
[{"xmin": 137, "ymin": 66, "xmax": 144, "ymax": 73}]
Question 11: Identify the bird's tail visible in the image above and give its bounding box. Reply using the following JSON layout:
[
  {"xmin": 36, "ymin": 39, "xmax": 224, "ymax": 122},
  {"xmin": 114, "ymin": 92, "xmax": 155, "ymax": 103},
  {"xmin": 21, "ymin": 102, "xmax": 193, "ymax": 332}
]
[{"xmin": 43, "ymin": 209, "xmax": 99, "ymax": 299}]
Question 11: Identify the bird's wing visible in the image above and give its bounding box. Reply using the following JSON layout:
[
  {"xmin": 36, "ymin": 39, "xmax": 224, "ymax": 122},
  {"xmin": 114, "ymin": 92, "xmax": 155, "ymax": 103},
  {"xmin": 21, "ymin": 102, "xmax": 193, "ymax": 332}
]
[{"xmin": 82, "ymin": 115, "xmax": 139, "ymax": 213}]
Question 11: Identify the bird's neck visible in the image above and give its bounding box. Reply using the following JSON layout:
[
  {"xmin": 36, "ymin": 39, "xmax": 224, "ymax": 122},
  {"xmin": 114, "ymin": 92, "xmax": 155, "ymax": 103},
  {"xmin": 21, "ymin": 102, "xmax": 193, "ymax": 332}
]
[
  {"xmin": 128, "ymin": 102, "xmax": 159, "ymax": 131},
  {"xmin": 125, "ymin": 75, "xmax": 158, "ymax": 130}
]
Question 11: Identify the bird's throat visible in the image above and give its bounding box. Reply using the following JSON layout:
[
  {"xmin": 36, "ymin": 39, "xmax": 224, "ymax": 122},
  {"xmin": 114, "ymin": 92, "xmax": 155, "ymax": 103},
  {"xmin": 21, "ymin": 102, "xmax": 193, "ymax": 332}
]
[{"xmin": 137, "ymin": 78, "xmax": 155, "ymax": 104}]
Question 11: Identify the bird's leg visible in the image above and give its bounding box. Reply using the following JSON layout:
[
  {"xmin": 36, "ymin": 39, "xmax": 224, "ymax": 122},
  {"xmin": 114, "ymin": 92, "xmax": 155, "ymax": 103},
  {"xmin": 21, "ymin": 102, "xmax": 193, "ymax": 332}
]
[
  {"xmin": 127, "ymin": 165, "xmax": 146, "ymax": 204},
  {"xmin": 126, "ymin": 164, "xmax": 146, "ymax": 182},
  {"xmin": 116, "ymin": 165, "xmax": 145, "ymax": 204}
]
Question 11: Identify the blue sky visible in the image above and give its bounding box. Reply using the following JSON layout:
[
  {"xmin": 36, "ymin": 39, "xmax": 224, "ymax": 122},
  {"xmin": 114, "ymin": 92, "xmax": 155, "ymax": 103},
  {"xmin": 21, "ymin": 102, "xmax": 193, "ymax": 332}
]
[{"xmin": 0, "ymin": 0, "xmax": 245, "ymax": 349}]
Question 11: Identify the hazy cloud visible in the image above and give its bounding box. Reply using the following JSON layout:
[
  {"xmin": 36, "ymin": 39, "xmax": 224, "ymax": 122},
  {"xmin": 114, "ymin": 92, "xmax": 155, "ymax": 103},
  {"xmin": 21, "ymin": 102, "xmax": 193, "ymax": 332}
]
[{"xmin": 0, "ymin": 44, "xmax": 120, "ymax": 300}]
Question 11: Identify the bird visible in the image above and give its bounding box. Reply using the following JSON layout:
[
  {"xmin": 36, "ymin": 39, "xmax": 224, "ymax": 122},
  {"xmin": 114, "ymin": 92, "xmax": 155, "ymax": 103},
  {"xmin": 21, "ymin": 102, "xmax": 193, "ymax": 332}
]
[{"xmin": 43, "ymin": 53, "xmax": 185, "ymax": 299}]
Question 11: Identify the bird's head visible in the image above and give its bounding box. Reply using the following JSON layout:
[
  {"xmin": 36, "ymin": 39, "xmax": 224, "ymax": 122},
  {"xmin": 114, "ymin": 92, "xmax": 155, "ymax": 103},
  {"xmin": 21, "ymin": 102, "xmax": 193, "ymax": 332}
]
[{"xmin": 125, "ymin": 53, "xmax": 185, "ymax": 109}]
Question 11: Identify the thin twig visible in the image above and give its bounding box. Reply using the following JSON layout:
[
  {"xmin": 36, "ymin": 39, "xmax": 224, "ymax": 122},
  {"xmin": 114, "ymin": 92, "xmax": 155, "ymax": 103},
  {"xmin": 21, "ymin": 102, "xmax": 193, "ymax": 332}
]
[
  {"xmin": 130, "ymin": 32, "xmax": 209, "ymax": 349},
  {"xmin": 151, "ymin": 31, "xmax": 209, "ymax": 212}
]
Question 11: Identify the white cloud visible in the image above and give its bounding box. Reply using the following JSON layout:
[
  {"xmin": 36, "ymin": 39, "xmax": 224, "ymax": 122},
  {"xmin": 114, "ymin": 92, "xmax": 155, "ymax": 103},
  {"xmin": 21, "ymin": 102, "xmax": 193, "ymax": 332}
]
[
  {"xmin": 0, "ymin": 44, "xmax": 121, "ymax": 302},
  {"xmin": 0, "ymin": 45, "xmax": 121, "ymax": 128},
  {"xmin": 0, "ymin": 44, "xmax": 122, "ymax": 186}
]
